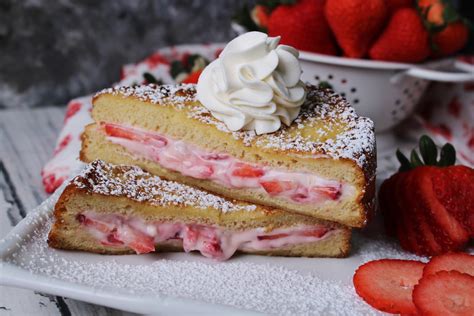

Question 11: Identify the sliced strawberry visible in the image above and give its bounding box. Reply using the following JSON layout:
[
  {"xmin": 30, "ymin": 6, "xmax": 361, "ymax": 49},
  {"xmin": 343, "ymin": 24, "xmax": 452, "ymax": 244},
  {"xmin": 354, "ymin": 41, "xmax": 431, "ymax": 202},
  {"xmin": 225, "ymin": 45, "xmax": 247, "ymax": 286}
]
[
  {"xmin": 424, "ymin": 252, "xmax": 474, "ymax": 277},
  {"xmin": 300, "ymin": 227, "xmax": 328, "ymax": 238},
  {"xmin": 260, "ymin": 180, "xmax": 296, "ymax": 195},
  {"xmin": 103, "ymin": 123, "xmax": 142, "ymax": 141},
  {"xmin": 353, "ymin": 259, "xmax": 425, "ymax": 314},
  {"xmin": 78, "ymin": 215, "xmax": 114, "ymax": 234},
  {"xmin": 416, "ymin": 167, "xmax": 469, "ymax": 251},
  {"xmin": 105, "ymin": 229, "xmax": 125, "ymax": 246},
  {"xmin": 258, "ymin": 233, "xmax": 289, "ymax": 241},
  {"xmin": 127, "ymin": 238, "xmax": 155, "ymax": 254},
  {"xmin": 311, "ymin": 185, "xmax": 341, "ymax": 200},
  {"xmin": 200, "ymin": 240, "xmax": 223, "ymax": 258},
  {"xmin": 413, "ymin": 271, "xmax": 474, "ymax": 316},
  {"xmin": 103, "ymin": 123, "xmax": 167, "ymax": 147},
  {"xmin": 231, "ymin": 162, "xmax": 265, "ymax": 178},
  {"xmin": 117, "ymin": 226, "xmax": 155, "ymax": 254}
]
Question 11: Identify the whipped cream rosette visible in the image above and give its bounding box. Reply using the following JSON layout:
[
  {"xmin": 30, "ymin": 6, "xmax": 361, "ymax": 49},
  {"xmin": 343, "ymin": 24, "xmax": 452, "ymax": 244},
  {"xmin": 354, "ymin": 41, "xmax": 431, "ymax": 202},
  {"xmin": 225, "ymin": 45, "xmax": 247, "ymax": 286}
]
[{"xmin": 197, "ymin": 31, "xmax": 306, "ymax": 135}]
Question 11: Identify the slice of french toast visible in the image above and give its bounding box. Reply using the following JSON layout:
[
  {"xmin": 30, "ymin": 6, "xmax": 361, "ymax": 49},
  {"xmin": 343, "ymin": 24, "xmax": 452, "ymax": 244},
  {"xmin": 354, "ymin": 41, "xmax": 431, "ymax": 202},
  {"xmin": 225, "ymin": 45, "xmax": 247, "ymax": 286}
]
[
  {"xmin": 81, "ymin": 84, "xmax": 376, "ymax": 227},
  {"xmin": 48, "ymin": 160, "xmax": 351, "ymax": 259}
]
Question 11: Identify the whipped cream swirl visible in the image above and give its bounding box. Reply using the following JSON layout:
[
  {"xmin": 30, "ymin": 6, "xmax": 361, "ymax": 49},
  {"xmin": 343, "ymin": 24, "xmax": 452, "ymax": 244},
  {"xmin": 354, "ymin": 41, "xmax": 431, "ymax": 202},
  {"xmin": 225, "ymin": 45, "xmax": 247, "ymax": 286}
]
[{"xmin": 197, "ymin": 31, "xmax": 306, "ymax": 135}]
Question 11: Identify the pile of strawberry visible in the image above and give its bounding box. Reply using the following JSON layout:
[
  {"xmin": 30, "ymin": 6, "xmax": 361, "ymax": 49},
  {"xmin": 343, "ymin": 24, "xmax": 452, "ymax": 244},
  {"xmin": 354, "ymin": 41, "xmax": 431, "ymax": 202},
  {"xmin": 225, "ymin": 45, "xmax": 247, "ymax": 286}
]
[
  {"xmin": 353, "ymin": 252, "xmax": 474, "ymax": 315},
  {"xmin": 236, "ymin": 0, "xmax": 471, "ymax": 63},
  {"xmin": 380, "ymin": 135, "xmax": 474, "ymax": 256}
]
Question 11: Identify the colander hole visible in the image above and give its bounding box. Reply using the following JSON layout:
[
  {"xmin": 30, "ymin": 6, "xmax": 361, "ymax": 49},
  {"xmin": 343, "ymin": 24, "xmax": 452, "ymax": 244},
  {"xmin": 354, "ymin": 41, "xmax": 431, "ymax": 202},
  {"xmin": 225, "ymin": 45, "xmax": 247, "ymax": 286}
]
[
  {"xmin": 350, "ymin": 87, "xmax": 356, "ymax": 93},
  {"xmin": 315, "ymin": 76, "xmax": 320, "ymax": 80},
  {"xmin": 395, "ymin": 99, "xmax": 401, "ymax": 105},
  {"xmin": 328, "ymin": 74, "xmax": 333, "ymax": 80},
  {"xmin": 403, "ymin": 88, "xmax": 409, "ymax": 95},
  {"xmin": 341, "ymin": 79, "xmax": 347, "ymax": 84},
  {"xmin": 341, "ymin": 93, "xmax": 346, "ymax": 97},
  {"xmin": 354, "ymin": 99, "xmax": 359, "ymax": 104}
]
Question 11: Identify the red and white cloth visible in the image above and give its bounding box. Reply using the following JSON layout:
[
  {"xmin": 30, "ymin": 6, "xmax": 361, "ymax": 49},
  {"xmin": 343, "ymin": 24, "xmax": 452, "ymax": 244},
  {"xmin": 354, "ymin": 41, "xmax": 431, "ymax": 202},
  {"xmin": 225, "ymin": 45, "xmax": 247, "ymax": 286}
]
[{"xmin": 41, "ymin": 47, "xmax": 474, "ymax": 193}]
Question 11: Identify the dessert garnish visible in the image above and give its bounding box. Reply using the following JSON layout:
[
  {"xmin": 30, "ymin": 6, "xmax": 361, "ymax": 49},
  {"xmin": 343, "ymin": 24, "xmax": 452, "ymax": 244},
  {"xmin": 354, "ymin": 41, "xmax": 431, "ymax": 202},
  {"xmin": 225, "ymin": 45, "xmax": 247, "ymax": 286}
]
[
  {"xmin": 379, "ymin": 135, "xmax": 474, "ymax": 256},
  {"xmin": 353, "ymin": 253, "xmax": 474, "ymax": 315},
  {"xmin": 196, "ymin": 31, "xmax": 306, "ymax": 135}
]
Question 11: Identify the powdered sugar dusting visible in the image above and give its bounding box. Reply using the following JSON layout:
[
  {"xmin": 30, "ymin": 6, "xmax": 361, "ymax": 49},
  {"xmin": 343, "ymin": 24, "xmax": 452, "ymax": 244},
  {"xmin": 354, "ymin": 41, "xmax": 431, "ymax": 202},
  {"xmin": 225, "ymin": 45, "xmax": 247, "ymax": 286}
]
[
  {"xmin": 94, "ymin": 84, "xmax": 196, "ymax": 108},
  {"xmin": 6, "ymin": 193, "xmax": 469, "ymax": 315},
  {"xmin": 72, "ymin": 160, "xmax": 256, "ymax": 213},
  {"xmin": 95, "ymin": 84, "xmax": 375, "ymax": 168}
]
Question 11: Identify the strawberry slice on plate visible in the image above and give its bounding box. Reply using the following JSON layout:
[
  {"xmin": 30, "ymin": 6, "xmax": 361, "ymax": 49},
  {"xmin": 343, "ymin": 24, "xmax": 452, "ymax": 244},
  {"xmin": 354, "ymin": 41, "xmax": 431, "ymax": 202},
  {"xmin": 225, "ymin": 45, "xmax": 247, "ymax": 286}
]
[
  {"xmin": 424, "ymin": 252, "xmax": 474, "ymax": 277},
  {"xmin": 353, "ymin": 259, "xmax": 425, "ymax": 314},
  {"xmin": 413, "ymin": 270, "xmax": 474, "ymax": 316}
]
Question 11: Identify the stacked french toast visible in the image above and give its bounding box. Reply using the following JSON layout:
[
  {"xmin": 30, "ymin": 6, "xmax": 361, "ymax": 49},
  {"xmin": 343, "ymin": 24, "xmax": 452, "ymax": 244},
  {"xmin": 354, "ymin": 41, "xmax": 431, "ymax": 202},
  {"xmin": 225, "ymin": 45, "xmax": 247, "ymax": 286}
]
[{"xmin": 49, "ymin": 31, "xmax": 376, "ymax": 260}]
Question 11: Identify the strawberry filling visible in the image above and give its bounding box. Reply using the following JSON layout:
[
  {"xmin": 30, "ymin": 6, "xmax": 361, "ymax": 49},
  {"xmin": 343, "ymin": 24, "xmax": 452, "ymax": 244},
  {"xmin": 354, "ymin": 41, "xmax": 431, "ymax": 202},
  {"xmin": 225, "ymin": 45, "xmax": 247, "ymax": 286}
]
[
  {"xmin": 101, "ymin": 123, "xmax": 345, "ymax": 204},
  {"xmin": 77, "ymin": 212, "xmax": 333, "ymax": 260}
]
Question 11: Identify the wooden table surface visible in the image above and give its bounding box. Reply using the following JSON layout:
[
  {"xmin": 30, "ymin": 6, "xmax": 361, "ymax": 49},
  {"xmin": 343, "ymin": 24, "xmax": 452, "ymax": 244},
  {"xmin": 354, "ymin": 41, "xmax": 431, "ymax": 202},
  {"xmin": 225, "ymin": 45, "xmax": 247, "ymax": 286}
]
[{"xmin": 0, "ymin": 106, "xmax": 136, "ymax": 316}]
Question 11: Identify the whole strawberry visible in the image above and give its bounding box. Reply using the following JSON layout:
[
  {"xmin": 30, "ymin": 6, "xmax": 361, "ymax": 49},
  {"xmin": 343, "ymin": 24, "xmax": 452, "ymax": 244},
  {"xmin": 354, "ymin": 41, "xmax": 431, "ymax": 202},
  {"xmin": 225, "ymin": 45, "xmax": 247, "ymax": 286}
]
[
  {"xmin": 386, "ymin": 0, "xmax": 414, "ymax": 15},
  {"xmin": 325, "ymin": 0, "xmax": 388, "ymax": 58},
  {"xmin": 369, "ymin": 8, "xmax": 431, "ymax": 62},
  {"xmin": 418, "ymin": 0, "xmax": 470, "ymax": 57},
  {"xmin": 268, "ymin": 0, "xmax": 337, "ymax": 55},
  {"xmin": 379, "ymin": 135, "xmax": 474, "ymax": 256},
  {"xmin": 251, "ymin": 5, "xmax": 271, "ymax": 30}
]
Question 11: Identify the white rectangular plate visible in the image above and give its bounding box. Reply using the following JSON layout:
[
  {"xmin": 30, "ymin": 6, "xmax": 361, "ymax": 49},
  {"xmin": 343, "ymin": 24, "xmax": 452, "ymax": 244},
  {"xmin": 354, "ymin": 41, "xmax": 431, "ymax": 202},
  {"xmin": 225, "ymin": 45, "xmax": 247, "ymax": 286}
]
[{"xmin": 1, "ymin": 185, "xmax": 435, "ymax": 315}]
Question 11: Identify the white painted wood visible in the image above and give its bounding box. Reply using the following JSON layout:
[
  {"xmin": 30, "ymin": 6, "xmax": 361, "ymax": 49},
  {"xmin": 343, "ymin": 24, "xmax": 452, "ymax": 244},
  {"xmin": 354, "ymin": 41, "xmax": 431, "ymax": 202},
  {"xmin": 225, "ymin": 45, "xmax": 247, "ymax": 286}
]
[{"xmin": 0, "ymin": 107, "xmax": 135, "ymax": 316}]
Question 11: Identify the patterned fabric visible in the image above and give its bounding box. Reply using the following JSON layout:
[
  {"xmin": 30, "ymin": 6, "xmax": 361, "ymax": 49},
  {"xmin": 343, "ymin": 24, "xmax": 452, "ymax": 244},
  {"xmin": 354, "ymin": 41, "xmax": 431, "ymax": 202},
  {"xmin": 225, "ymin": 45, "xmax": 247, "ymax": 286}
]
[{"xmin": 41, "ymin": 46, "xmax": 473, "ymax": 193}]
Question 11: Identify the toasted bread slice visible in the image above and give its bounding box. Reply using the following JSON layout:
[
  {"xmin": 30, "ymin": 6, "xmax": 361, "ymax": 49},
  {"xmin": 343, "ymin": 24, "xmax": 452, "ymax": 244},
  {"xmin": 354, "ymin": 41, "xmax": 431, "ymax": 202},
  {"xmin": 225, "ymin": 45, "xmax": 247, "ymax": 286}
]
[
  {"xmin": 81, "ymin": 84, "xmax": 376, "ymax": 227},
  {"xmin": 48, "ymin": 160, "xmax": 351, "ymax": 259}
]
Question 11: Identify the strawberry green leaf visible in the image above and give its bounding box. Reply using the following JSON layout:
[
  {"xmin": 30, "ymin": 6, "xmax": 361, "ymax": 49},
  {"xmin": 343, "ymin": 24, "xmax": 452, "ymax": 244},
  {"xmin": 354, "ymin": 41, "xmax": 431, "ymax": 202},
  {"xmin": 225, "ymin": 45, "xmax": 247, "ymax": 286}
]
[
  {"xmin": 442, "ymin": 5, "xmax": 460, "ymax": 24},
  {"xmin": 438, "ymin": 143, "xmax": 456, "ymax": 166},
  {"xmin": 419, "ymin": 135, "xmax": 438, "ymax": 165},
  {"xmin": 318, "ymin": 81, "xmax": 333, "ymax": 90},
  {"xmin": 397, "ymin": 149, "xmax": 412, "ymax": 172},
  {"xmin": 143, "ymin": 72, "xmax": 159, "ymax": 84},
  {"xmin": 232, "ymin": 5, "xmax": 263, "ymax": 32},
  {"xmin": 410, "ymin": 150, "xmax": 424, "ymax": 168}
]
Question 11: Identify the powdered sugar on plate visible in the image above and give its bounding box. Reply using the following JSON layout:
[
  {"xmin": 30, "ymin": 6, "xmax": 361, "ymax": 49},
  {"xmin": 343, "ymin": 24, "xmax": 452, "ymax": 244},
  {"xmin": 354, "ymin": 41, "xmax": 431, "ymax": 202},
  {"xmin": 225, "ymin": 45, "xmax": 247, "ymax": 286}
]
[{"xmin": 4, "ymin": 183, "xmax": 469, "ymax": 315}]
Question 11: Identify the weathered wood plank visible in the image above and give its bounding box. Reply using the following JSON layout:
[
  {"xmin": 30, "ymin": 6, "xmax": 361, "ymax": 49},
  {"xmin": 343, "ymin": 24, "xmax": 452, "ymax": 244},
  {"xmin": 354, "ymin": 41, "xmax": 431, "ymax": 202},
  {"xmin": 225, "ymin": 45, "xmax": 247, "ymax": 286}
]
[
  {"xmin": 0, "ymin": 107, "xmax": 133, "ymax": 316},
  {"xmin": 0, "ymin": 107, "xmax": 64, "ymax": 212}
]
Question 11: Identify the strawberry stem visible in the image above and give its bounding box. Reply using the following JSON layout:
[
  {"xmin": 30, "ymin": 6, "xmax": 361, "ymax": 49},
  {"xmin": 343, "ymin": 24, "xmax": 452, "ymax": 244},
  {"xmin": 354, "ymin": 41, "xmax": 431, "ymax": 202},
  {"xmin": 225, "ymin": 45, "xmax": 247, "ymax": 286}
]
[{"xmin": 396, "ymin": 135, "xmax": 456, "ymax": 171}]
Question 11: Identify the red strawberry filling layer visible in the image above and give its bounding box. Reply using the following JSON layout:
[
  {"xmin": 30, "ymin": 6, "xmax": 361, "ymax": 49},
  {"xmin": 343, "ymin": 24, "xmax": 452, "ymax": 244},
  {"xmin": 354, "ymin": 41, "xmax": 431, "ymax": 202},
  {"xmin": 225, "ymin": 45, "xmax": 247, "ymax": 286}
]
[
  {"xmin": 101, "ymin": 123, "xmax": 347, "ymax": 204},
  {"xmin": 77, "ymin": 212, "xmax": 333, "ymax": 260}
]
